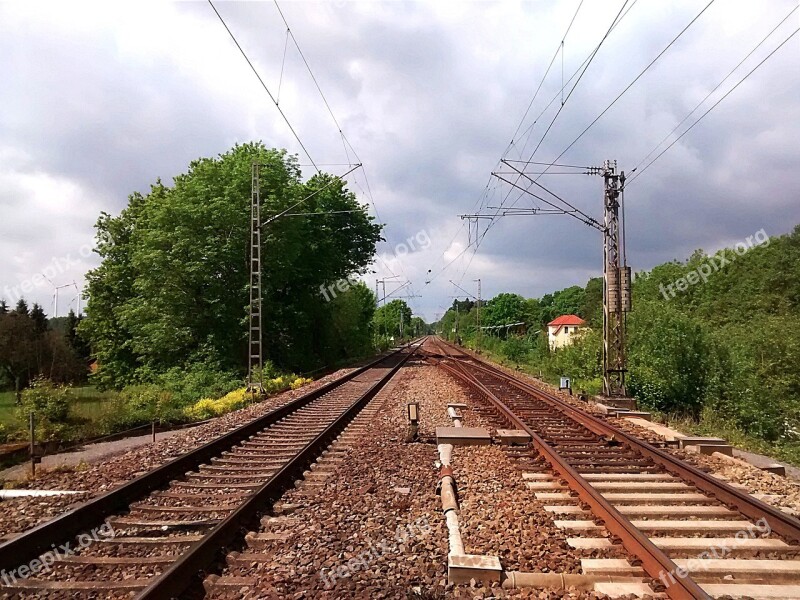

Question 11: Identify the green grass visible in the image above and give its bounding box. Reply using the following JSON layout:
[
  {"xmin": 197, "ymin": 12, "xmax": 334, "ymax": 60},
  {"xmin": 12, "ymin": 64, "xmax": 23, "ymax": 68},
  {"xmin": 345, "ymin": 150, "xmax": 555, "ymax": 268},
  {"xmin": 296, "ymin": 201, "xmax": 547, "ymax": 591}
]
[
  {"xmin": 0, "ymin": 387, "xmax": 117, "ymax": 431},
  {"xmin": 0, "ymin": 391, "xmax": 17, "ymax": 427}
]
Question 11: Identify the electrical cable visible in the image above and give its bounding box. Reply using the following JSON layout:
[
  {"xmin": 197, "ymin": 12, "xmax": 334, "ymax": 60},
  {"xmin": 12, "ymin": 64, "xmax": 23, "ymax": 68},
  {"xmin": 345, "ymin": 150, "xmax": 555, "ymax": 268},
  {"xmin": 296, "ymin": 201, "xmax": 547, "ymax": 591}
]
[
  {"xmin": 627, "ymin": 24, "xmax": 799, "ymax": 186},
  {"xmin": 208, "ymin": 0, "xmax": 319, "ymax": 172}
]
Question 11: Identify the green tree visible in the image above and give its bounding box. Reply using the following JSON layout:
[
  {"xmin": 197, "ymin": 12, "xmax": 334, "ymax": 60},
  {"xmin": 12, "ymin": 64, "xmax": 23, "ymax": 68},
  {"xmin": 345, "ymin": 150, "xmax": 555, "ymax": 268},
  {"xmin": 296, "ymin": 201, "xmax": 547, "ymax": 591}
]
[
  {"xmin": 627, "ymin": 301, "xmax": 714, "ymax": 416},
  {"xmin": 483, "ymin": 293, "xmax": 526, "ymax": 326},
  {"xmin": 14, "ymin": 299, "xmax": 28, "ymax": 316},
  {"xmin": 581, "ymin": 277, "xmax": 603, "ymax": 325},
  {"xmin": 30, "ymin": 303, "xmax": 48, "ymax": 335},
  {"xmin": 326, "ymin": 282, "xmax": 377, "ymax": 359},
  {"xmin": 0, "ymin": 310, "xmax": 38, "ymax": 399},
  {"xmin": 81, "ymin": 142, "xmax": 382, "ymax": 386},
  {"xmin": 373, "ymin": 299, "xmax": 412, "ymax": 339}
]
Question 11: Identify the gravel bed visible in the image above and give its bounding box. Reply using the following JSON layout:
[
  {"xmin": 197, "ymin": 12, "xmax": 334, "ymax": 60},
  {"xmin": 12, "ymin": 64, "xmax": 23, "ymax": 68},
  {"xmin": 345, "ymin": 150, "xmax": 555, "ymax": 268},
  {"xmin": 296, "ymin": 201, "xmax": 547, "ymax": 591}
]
[
  {"xmin": 214, "ymin": 358, "xmax": 450, "ymax": 598},
  {"xmin": 0, "ymin": 369, "xmax": 354, "ymax": 538},
  {"xmin": 428, "ymin": 358, "xmax": 621, "ymax": 598}
]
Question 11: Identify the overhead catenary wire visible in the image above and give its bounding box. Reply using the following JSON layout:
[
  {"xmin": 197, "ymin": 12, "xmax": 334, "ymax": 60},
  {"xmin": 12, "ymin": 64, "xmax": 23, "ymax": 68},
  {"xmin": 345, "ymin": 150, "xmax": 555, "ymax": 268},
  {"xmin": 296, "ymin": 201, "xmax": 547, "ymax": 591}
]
[
  {"xmin": 626, "ymin": 4, "xmax": 799, "ymax": 183},
  {"xmin": 481, "ymin": 0, "xmax": 715, "ymax": 254},
  {"xmin": 530, "ymin": 0, "xmax": 717, "ymax": 182},
  {"xmin": 277, "ymin": 27, "xmax": 290, "ymax": 105},
  {"xmin": 207, "ymin": 0, "xmax": 319, "ymax": 173},
  {"xmin": 422, "ymin": 0, "xmax": 606, "ymax": 290},
  {"xmin": 455, "ymin": 0, "xmax": 634, "ymax": 284},
  {"xmin": 626, "ymin": 24, "xmax": 800, "ymax": 186},
  {"xmin": 507, "ymin": 0, "xmax": 640, "ymax": 167},
  {"xmin": 271, "ymin": 1, "xmax": 408, "ymax": 286},
  {"xmin": 504, "ymin": 0, "xmax": 585, "ymax": 158}
]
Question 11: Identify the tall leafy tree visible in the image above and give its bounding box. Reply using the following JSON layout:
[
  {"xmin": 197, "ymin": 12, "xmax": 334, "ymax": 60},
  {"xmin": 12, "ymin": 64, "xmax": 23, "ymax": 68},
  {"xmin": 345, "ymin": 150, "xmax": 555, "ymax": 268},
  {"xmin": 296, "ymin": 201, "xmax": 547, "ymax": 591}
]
[
  {"xmin": 82, "ymin": 142, "xmax": 382, "ymax": 386},
  {"xmin": 482, "ymin": 293, "xmax": 526, "ymax": 326},
  {"xmin": 326, "ymin": 282, "xmax": 377, "ymax": 359},
  {"xmin": 0, "ymin": 311, "xmax": 38, "ymax": 399},
  {"xmin": 373, "ymin": 299, "xmax": 412, "ymax": 339}
]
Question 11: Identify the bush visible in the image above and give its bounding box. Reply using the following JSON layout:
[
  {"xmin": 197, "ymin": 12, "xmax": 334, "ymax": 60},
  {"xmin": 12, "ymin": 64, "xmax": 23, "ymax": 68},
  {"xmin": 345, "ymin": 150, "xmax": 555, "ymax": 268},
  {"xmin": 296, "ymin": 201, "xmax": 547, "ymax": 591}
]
[
  {"xmin": 156, "ymin": 363, "xmax": 241, "ymax": 406},
  {"xmin": 184, "ymin": 375, "xmax": 313, "ymax": 421},
  {"xmin": 16, "ymin": 378, "xmax": 78, "ymax": 441},
  {"xmin": 184, "ymin": 388, "xmax": 250, "ymax": 420},
  {"xmin": 17, "ymin": 377, "xmax": 74, "ymax": 423},
  {"xmin": 290, "ymin": 377, "xmax": 313, "ymax": 390},
  {"xmin": 502, "ymin": 337, "xmax": 530, "ymax": 363},
  {"xmin": 0, "ymin": 423, "xmax": 7, "ymax": 444}
]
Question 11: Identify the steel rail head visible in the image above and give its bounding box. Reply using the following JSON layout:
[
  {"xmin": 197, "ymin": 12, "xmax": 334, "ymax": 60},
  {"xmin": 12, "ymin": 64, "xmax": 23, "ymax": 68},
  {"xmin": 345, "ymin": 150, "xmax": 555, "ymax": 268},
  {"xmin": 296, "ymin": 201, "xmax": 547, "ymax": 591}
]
[
  {"xmin": 135, "ymin": 345, "xmax": 418, "ymax": 599},
  {"xmin": 0, "ymin": 346, "xmax": 411, "ymax": 574},
  {"xmin": 434, "ymin": 340, "xmax": 710, "ymax": 600}
]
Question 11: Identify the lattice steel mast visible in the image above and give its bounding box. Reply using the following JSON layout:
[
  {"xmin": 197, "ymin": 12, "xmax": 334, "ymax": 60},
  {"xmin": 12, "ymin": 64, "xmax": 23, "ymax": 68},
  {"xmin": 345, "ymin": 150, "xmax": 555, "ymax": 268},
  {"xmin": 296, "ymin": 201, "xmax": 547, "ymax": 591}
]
[
  {"xmin": 598, "ymin": 160, "xmax": 631, "ymax": 397},
  {"xmin": 247, "ymin": 162, "xmax": 264, "ymax": 394}
]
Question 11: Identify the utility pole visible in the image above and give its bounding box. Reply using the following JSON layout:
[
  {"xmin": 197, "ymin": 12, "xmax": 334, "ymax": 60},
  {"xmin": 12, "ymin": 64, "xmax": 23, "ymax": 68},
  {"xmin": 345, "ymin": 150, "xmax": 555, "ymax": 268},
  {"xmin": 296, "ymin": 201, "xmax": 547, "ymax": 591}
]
[
  {"xmin": 481, "ymin": 158, "xmax": 633, "ymax": 401},
  {"xmin": 474, "ymin": 278, "xmax": 481, "ymax": 351},
  {"xmin": 598, "ymin": 160, "xmax": 631, "ymax": 398},
  {"xmin": 247, "ymin": 162, "xmax": 264, "ymax": 394}
]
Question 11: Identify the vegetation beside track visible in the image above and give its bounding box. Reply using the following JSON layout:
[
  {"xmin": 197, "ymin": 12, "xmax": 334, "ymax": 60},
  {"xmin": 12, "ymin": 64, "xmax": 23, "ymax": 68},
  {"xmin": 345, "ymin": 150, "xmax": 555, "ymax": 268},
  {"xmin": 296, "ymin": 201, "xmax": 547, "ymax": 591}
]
[
  {"xmin": 0, "ymin": 141, "xmax": 386, "ymax": 446},
  {"xmin": 435, "ymin": 225, "xmax": 800, "ymax": 465}
]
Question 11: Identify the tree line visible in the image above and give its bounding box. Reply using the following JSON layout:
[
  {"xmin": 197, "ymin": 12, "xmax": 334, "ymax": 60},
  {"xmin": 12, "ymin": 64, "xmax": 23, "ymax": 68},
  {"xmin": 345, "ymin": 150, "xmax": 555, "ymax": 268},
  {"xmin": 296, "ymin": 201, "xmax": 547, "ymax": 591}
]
[
  {"xmin": 434, "ymin": 225, "xmax": 800, "ymax": 457},
  {"xmin": 0, "ymin": 300, "xmax": 88, "ymax": 397}
]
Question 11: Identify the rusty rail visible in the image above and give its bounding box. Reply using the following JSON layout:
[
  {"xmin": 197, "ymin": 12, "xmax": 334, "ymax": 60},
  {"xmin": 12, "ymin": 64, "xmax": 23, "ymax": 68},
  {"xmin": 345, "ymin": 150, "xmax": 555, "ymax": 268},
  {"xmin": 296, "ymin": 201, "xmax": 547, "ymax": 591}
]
[
  {"xmin": 460, "ymin": 352, "xmax": 800, "ymax": 544},
  {"xmin": 431, "ymin": 339, "xmax": 710, "ymax": 600}
]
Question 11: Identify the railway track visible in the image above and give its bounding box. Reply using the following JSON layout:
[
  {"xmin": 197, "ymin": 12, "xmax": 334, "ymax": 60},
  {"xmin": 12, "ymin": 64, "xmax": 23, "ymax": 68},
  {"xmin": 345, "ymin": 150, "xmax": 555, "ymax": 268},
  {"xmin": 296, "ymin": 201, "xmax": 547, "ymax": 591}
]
[
  {"xmin": 0, "ymin": 344, "xmax": 418, "ymax": 599},
  {"xmin": 427, "ymin": 337, "xmax": 800, "ymax": 600}
]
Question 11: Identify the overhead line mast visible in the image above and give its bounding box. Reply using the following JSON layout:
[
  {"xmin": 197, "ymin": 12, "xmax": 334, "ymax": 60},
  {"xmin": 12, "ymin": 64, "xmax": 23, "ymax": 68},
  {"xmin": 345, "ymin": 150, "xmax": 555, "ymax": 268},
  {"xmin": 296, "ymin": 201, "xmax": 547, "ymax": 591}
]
[{"xmin": 469, "ymin": 159, "xmax": 633, "ymax": 400}]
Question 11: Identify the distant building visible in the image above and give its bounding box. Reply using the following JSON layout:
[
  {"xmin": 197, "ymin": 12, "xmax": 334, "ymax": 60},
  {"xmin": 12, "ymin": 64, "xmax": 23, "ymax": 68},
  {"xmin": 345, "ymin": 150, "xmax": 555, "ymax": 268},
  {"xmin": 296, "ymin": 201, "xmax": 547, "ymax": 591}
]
[{"xmin": 547, "ymin": 314, "xmax": 587, "ymax": 349}]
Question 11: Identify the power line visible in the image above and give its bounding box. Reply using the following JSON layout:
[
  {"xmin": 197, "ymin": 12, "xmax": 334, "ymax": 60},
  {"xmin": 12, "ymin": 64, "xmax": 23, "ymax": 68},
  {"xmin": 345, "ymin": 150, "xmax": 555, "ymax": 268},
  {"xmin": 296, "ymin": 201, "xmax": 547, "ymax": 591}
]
[
  {"xmin": 486, "ymin": 0, "xmax": 715, "ymax": 244},
  {"xmin": 419, "ymin": 0, "xmax": 599, "ymax": 290},
  {"xmin": 504, "ymin": 0, "xmax": 585, "ymax": 157},
  {"xmin": 628, "ymin": 4, "xmax": 799, "ymax": 181},
  {"xmin": 524, "ymin": 0, "xmax": 632, "ymax": 163},
  {"xmin": 627, "ymin": 24, "xmax": 800, "ymax": 186},
  {"xmin": 532, "ymin": 0, "xmax": 716, "ymax": 179},
  {"xmin": 508, "ymin": 0, "xmax": 640, "ymax": 165},
  {"xmin": 207, "ymin": 0, "xmax": 319, "ymax": 172},
  {"xmin": 472, "ymin": 0, "xmax": 633, "ymax": 256},
  {"xmin": 271, "ymin": 1, "xmax": 404, "ymax": 282}
]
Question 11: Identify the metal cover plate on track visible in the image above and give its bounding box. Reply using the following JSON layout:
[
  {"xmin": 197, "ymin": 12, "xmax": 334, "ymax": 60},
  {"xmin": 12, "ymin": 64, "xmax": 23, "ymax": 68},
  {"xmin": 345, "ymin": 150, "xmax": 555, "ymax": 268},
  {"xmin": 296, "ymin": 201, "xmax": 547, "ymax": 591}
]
[{"xmin": 435, "ymin": 427, "xmax": 491, "ymax": 446}]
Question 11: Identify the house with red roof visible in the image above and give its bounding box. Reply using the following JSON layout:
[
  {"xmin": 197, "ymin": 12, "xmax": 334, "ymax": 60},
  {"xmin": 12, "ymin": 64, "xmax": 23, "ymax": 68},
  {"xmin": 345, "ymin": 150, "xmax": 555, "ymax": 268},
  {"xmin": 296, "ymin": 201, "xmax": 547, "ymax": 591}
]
[{"xmin": 547, "ymin": 314, "xmax": 587, "ymax": 349}]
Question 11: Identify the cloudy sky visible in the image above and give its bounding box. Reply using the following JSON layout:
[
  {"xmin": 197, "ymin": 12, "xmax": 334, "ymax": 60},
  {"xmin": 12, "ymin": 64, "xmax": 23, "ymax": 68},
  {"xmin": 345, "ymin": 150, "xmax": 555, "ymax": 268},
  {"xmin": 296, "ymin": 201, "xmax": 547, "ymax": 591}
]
[{"xmin": 1, "ymin": 0, "xmax": 798, "ymax": 322}]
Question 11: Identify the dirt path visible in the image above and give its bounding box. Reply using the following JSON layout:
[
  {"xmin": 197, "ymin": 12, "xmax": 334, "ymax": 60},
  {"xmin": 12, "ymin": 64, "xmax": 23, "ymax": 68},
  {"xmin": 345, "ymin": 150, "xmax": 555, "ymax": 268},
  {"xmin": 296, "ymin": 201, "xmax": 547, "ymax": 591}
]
[{"xmin": 0, "ymin": 428, "xmax": 190, "ymax": 483}]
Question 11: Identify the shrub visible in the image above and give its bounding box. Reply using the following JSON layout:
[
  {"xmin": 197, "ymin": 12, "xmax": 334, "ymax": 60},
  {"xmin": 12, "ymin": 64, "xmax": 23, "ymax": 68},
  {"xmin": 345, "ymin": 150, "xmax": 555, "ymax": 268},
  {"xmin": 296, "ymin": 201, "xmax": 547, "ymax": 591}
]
[
  {"xmin": 290, "ymin": 377, "xmax": 312, "ymax": 390},
  {"xmin": 17, "ymin": 377, "xmax": 74, "ymax": 424},
  {"xmin": 184, "ymin": 388, "xmax": 250, "ymax": 421},
  {"xmin": 0, "ymin": 423, "xmax": 7, "ymax": 444},
  {"xmin": 155, "ymin": 363, "xmax": 241, "ymax": 406},
  {"xmin": 183, "ymin": 373, "xmax": 314, "ymax": 421},
  {"xmin": 16, "ymin": 378, "xmax": 79, "ymax": 442},
  {"xmin": 502, "ymin": 337, "xmax": 530, "ymax": 363}
]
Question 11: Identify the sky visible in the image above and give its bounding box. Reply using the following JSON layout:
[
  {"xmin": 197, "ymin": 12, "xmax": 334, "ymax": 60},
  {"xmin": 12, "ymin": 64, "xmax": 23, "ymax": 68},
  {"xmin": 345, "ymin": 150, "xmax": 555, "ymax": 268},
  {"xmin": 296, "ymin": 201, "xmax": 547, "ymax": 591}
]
[{"xmin": 1, "ymin": 0, "xmax": 798, "ymax": 322}]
